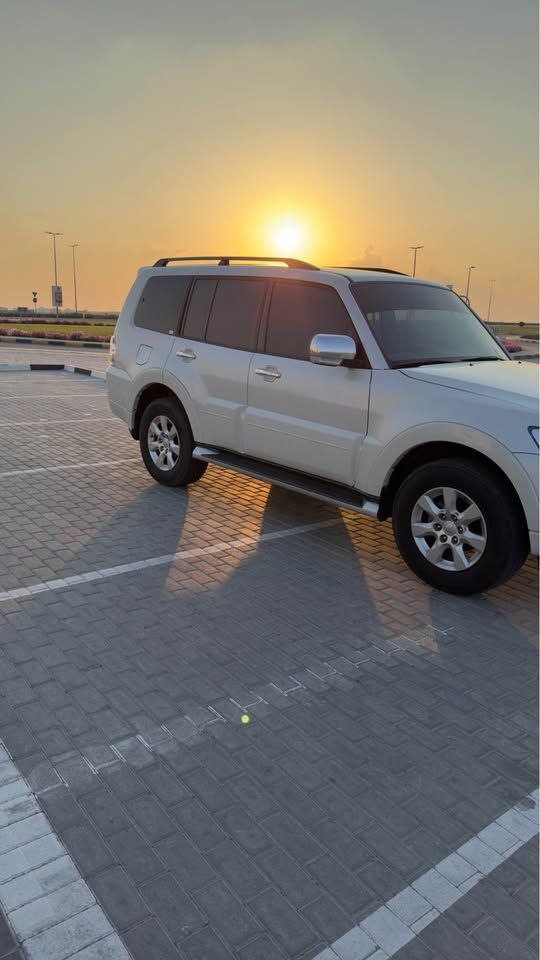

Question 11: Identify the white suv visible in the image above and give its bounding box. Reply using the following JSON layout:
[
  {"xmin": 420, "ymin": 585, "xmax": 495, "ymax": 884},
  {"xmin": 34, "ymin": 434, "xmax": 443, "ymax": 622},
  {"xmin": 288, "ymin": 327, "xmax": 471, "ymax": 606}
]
[{"xmin": 107, "ymin": 256, "xmax": 539, "ymax": 594}]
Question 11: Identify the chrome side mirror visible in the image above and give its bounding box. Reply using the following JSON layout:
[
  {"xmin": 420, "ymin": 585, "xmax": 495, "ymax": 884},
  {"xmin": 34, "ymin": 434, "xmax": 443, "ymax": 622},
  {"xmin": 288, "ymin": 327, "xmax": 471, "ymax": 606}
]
[{"xmin": 309, "ymin": 333, "xmax": 357, "ymax": 366}]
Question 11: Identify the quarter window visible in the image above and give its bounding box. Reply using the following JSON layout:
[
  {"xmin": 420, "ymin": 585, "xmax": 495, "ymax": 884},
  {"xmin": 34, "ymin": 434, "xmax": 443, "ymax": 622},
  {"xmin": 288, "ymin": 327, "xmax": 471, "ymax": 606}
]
[
  {"xmin": 134, "ymin": 276, "xmax": 192, "ymax": 334},
  {"xmin": 265, "ymin": 282, "xmax": 359, "ymax": 361}
]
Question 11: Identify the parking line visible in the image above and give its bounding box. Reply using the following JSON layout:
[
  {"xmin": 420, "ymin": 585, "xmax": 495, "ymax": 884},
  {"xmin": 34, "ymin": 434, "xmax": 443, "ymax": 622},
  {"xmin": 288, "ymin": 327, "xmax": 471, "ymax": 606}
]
[
  {"xmin": 0, "ymin": 518, "xmax": 340, "ymax": 603},
  {"xmin": 0, "ymin": 394, "xmax": 105, "ymax": 401},
  {"xmin": 0, "ymin": 417, "xmax": 118, "ymax": 428},
  {"xmin": 0, "ymin": 458, "xmax": 140, "ymax": 479},
  {"xmin": 312, "ymin": 787, "xmax": 539, "ymax": 960}
]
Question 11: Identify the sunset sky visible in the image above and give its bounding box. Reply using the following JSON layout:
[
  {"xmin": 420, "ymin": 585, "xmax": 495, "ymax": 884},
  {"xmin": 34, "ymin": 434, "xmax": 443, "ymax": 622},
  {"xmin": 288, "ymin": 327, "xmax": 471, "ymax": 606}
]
[{"xmin": 1, "ymin": 0, "xmax": 538, "ymax": 321}]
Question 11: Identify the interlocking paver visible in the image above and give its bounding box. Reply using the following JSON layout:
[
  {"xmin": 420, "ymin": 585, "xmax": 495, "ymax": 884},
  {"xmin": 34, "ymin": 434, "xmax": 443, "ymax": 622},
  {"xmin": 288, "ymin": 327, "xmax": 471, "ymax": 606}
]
[
  {"xmin": 0, "ymin": 371, "xmax": 537, "ymax": 959},
  {"xmin": 249, "ymin": 888, "xmax": 318, "ymax": 954},
  {"xmin": 123, "ymin": 918, "xmax": 182, "ymax": 960},
  {"xmin": 88, "ymin": 865, "xmax": 149, "ymax": 931},
  {"xmin": 9, "ymin": 877, "xmax": 94, "ymax": 941}
]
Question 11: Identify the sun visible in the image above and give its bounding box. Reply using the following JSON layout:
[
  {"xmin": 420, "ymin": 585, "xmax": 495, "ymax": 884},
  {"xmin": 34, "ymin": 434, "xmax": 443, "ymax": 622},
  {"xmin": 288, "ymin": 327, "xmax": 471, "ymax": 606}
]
[{"xmin": 270, "ymin": 219, "xmax": 305, "ymax": 257}]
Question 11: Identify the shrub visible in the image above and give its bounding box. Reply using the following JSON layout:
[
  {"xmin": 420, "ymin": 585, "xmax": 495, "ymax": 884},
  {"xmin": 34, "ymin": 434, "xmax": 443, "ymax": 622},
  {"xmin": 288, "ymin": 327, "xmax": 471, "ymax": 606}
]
[{"xmin": 0, "ymin": 327, "xmax": 109, "ymax": 342}]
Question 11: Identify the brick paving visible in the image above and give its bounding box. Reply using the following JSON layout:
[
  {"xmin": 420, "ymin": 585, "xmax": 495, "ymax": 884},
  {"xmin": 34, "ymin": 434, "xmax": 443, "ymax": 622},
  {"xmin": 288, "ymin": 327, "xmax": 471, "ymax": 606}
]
[{"xmin": 0, "ymin": 370, "xmax": 537, "ymax": 959}]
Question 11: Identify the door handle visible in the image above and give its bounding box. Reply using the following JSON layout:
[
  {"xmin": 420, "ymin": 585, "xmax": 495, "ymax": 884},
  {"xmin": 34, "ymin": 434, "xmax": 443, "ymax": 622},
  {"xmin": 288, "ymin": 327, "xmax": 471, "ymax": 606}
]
[
  {"xmin": 255, "ymin": 366, "xmax": 281, "ymax": 380},
  {"xmin": 176, "ymin": 348, "xmax": 196, "ymax": 360}
]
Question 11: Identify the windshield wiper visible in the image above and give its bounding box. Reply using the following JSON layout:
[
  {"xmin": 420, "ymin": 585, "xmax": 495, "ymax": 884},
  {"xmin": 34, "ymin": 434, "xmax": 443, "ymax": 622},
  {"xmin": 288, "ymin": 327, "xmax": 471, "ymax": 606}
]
[
  {"xmin": 396, "ymin": 356, "xmax": 501, "ymax": 369},
  {"xmin": 458, "ymin": 356, "xmax": 503, "ymax": 363}
]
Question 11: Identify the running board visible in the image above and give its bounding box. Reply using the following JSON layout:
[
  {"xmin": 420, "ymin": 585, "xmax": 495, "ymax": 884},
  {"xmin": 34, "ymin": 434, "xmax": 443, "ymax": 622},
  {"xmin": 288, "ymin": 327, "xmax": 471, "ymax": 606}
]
[{"xmin": 193, "ymin": 447, "xmax": 379, "ymax": 518}]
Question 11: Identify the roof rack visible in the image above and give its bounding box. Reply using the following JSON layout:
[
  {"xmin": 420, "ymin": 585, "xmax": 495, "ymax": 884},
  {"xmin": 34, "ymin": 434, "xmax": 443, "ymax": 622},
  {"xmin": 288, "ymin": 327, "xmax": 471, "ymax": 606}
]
[
  {"xmin": 329, "ymin": 266, "xmax": 409, "ymax": 276},
  {"xmin": 153, "ymin": 255, "xmax": 319, "ymax": 270}
]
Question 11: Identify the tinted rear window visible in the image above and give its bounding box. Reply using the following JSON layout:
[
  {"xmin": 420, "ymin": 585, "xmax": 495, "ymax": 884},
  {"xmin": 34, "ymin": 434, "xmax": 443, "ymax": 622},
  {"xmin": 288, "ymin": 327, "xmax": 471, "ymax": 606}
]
[
  {"xmin": 134, "ymin": 276, "xmax": 192, "ymax": 335},
  {"xmin": 205, "ymin": 279, "xmax": 266, "ymax": 350},
  {"xmin": 265, "ymin": 282, "xmax": 359, "ymax": 361},
  {"xmin": 182, "ymin": 279, "xmax": 217, "ymax": 340}
]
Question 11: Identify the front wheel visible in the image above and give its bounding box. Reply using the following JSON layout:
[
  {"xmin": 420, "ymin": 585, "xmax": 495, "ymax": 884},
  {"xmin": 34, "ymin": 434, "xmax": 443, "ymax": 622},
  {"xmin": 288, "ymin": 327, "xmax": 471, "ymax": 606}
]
[
  {"xmin": 139, "ymin": 397, "xmax": 208, "ymax": 487},
  {"xmin": 392, "ymin": 458, "xmax": 528, "ymax": 594}
]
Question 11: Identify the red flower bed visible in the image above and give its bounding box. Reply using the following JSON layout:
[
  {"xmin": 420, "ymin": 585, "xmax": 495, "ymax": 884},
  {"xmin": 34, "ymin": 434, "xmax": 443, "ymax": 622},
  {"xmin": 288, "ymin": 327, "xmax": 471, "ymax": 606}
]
[{"xmin": 500, "ymin": 337, "xmax": 522, "ymax": 353}]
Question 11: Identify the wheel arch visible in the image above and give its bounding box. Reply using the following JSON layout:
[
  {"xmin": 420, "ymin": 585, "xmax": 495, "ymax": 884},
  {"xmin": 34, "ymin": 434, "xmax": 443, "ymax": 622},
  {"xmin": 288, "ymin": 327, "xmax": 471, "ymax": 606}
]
[
  {"xmin": 378, "ymin": 440, "xmax": 529, "ymax": 539},
  {"xmin": 131, "ymin": 383, "xmax": 192, "ymax": 440}
]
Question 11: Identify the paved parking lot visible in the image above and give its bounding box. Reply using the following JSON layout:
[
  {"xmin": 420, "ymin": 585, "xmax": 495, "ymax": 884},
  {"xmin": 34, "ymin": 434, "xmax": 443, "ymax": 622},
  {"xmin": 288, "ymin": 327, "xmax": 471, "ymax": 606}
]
[{"xmin": 0, "ymin": 368, "xmax": 537, "ymax": 960}]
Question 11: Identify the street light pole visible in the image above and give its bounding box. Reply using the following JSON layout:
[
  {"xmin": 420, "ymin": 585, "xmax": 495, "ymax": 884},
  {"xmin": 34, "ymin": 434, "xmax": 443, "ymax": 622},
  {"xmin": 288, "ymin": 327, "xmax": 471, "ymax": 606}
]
[
  {"xmin": 45, "ymin": 230, "xmax": 63, "ymax": 318},
  {"xmin": 69, "ymin": 243, "xmax": 79, "ymax": 313},
  {"xmin": 465, "ymin": 265, "xmax": 475, "ymax": 302},
  {"xmin": 409, "ymin": 245, "xmax": 424, "ymax": 277},
  {"xmin": 486, "ymin": 281, "xmax": 495, "ymax": 323}
]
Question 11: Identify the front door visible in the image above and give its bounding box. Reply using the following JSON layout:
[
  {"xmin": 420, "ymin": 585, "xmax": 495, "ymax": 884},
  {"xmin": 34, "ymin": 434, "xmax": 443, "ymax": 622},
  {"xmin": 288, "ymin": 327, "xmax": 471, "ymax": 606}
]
[{"xmin": 244, "ymin": 280, "xmax": 371, "ymax": 486}]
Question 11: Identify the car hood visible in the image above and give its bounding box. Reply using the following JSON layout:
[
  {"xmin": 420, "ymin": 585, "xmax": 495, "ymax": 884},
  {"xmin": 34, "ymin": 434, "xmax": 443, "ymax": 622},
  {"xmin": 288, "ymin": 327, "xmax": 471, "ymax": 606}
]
[{"xmin": 402, "ymin": 360, "xmax": 539, "ymax": 410}]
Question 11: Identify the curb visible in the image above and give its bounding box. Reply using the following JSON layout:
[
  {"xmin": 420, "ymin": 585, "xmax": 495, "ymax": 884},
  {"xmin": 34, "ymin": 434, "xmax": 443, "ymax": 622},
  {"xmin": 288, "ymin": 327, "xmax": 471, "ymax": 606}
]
[
  {"xmin": 0, "ymin": 362, "xmax": 106, "ymax": 380},
  {"xmin": 0, "ymin": 335, "xmax": 109, "ymax": 349}
]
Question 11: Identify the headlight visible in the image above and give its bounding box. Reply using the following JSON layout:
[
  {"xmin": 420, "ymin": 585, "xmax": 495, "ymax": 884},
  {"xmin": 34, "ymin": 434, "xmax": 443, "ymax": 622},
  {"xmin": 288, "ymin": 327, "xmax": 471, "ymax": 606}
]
[{"xmin": 529, "ymin": 427, "xmax": 539, "ymax": 448}]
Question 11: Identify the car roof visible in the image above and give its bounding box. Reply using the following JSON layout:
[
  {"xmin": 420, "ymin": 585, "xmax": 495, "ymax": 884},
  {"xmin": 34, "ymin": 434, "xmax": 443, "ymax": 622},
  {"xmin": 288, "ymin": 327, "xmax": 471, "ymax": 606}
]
[
  {"xmin": 323, "ymin": 267, "xmax": 443, "ymax": 285},
  {"xmin": 140, "ymin": 258, "xmax": 446, "ymax": 289}
]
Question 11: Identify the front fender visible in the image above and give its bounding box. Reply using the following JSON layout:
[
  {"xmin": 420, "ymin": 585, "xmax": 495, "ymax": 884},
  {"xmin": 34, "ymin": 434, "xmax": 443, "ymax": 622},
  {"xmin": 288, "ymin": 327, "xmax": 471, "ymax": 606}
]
[{"xmin": 368, "ymin": 422, "xmax": 539, "ymax": 535}]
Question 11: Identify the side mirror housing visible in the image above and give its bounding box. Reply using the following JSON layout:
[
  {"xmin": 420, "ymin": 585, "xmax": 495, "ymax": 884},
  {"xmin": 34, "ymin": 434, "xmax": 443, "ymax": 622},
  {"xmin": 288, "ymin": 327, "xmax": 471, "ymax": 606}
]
[{"xmin": 309, "ymin": 333, "xmax": 357, "ymax": 366}]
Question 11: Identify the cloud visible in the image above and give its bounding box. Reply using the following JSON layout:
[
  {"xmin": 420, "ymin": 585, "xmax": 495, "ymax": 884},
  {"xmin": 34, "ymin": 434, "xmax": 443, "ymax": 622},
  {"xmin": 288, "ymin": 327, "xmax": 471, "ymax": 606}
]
[{"xmin": 348, "ymin": 245, "xmax": 383, "ymax": 268}]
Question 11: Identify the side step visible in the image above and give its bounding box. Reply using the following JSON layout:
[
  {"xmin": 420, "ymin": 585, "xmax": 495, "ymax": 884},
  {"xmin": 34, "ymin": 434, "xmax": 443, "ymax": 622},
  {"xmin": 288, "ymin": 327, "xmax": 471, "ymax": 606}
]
[{"xmin": 193, "ymin": 447, "xmax": 379, "ymax": 519}]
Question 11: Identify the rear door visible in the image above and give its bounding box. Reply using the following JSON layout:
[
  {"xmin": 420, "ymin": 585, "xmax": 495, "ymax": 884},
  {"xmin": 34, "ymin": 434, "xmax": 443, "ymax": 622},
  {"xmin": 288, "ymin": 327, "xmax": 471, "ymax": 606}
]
[
  {"xmin": 244, "ymin": 280, "xmax": 371, "ymax": 486},
  {"xmin": 165, "ymin": 276, "xmax": 267, "ymax": 450}
]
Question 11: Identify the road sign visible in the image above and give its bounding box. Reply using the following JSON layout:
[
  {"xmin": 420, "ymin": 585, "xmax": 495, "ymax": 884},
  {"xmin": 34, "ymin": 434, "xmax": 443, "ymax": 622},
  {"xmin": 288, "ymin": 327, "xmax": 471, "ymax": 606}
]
[
  {"xmin": 32, "ymin": 292, "xmax": 38, "ymax": 304},
  {"xmin": 51, "ymin": 285, "xmax": 63, "ymax": 307}
]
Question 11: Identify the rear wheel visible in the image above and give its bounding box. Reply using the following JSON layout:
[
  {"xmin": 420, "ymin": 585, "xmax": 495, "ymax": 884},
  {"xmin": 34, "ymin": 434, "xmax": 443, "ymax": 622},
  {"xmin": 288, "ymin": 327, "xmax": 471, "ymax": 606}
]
[
  {"xmin": 139, "ymin": 397, "xmax": 207, "ymax": 486},
  {"xmin": 392, "ymin": 457, "xmax": 528, "ymax": 594}
]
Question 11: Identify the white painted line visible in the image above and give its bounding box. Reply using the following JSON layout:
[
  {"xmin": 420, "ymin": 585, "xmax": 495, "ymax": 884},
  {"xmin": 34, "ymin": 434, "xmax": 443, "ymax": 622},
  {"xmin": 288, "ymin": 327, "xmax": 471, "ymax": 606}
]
[
  {"xmin": 0, "ymin": 393, "xmax": 104, "ymax": 401},
  {"xmin": 312, "ymin": 787, "xmax": 539, "ymax": 960},
  {"xmin": 0, "ymin": 457, "xmax": 140, "ymax": 479},
  {"xmin": 0, "ymin": 746, "xmax": 131, "ymax": 959},
  {"xmin": 0, "ymin": 518, "xmax": 340, "ymax": 604},
  {"xmin": 0, "ymin": 417, "xmax": 117, "ymax": 428}
]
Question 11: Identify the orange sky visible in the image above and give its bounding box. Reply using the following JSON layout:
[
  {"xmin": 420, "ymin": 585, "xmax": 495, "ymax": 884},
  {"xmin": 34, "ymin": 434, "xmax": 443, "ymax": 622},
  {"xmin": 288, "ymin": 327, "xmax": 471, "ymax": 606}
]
[{"xmin": 1, "ymin": 0, "xmax": 538, "ymax": 322}]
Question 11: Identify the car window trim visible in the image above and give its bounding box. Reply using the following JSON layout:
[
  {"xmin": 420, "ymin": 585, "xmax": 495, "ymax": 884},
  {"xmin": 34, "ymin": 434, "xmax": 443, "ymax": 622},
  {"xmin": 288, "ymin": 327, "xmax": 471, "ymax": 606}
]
[{"xmin": 258, "ymin": 278, "xmax": 369, "ymax": 368}]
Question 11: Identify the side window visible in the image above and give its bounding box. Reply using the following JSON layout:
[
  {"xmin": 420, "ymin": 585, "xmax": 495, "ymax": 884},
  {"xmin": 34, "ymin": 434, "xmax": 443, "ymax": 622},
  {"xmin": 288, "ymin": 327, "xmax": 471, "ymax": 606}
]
[
  {"xmin": 265, "ymin": 282, "xmax": 360, "ymax": 361},
  {"xmin": 205, "ymin": 279, "xmax": 266, "ymax": 350},
  {"xmin": 182, "ymin": 279, "xmax": 217, "ymax": 340},
  {"xmin": 134, "ymin": 276, "xmax": 192, "ymax": 334}
]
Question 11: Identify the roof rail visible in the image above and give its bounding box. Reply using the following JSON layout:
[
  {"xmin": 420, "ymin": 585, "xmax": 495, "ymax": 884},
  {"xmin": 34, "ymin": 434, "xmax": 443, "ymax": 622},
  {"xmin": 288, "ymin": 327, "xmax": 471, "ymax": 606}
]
[
  {"xmin": 329, "ymin": 266, "xmax": 409, "ymax": 276},
  {"xmin": 152, "ymin": 255, "xmax": 319, "ymax": 270}
]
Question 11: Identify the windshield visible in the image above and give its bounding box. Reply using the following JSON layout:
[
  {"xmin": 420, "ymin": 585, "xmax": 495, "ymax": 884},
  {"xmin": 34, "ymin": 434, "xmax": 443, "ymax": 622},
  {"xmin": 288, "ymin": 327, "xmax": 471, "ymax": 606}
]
[{"xmin": 350, "ymin": 281, "xmax": 507, "ymax": 367}]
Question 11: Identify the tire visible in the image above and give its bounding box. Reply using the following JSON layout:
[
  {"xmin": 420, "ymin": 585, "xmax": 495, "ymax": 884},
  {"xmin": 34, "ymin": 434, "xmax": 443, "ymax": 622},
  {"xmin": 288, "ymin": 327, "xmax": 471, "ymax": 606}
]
[
  {"xmin": 392, "ymin": 457, "xmax": 528, "ymax": 594},
  {"xmin": 139, "ymin": 397, "xmax": 208, "ymax": 487}
]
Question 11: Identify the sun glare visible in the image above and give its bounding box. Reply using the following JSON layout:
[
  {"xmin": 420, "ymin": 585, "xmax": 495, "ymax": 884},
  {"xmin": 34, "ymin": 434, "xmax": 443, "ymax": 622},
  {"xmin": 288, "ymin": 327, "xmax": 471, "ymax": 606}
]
[{"xmin": 270, "ymin": 219, "xmax": 305, "ymax": 257}]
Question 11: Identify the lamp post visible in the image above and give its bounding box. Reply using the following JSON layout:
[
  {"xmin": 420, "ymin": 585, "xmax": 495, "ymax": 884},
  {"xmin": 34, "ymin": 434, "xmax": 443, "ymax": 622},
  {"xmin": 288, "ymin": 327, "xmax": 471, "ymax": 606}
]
[
  {"xmin": 409, "ymin": 245, "xmax": 424, "ymax": 277},
  {"xmin": 465, "ymin": 265, "xmax": 475, "ymax": 302},
  {"xmin": 68, "ymin": 243, "xmax": 79, "ymax": 313},
  {"xmin": 486, "ymin": 280, "xmax": 495, "ymax": 323},
  {"xmin": 45, "ymin": 230, "xmax": 63, "ymax": 317}
]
